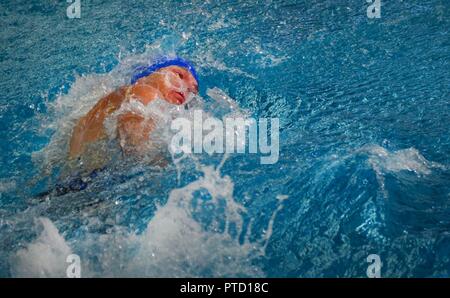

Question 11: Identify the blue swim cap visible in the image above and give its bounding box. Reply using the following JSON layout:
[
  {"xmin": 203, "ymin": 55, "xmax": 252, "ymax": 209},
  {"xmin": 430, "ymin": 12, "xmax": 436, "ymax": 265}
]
[{"xmin": 131, "ymin": 56, "xmax": 199, "ymax": 85}]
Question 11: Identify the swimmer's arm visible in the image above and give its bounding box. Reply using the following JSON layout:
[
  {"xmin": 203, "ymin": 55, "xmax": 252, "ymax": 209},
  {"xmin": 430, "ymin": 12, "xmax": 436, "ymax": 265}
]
[
  {"xmin": 117, "ymin": 112, "xmax": 155, "ymax": 154},
  {"xmin": 117, "ymin": 82, "xmax": 159, "ymax": 151},
  {"xmin": 69, "ymin": 87, "xmax": 128, "ymax": 158},
  {"xmin": 127, "ymin": 82, "xmax": 159, "ymax": 105},
  {"xmin": 68, "ymin": 83, "xmax": 156, "ymax": 158},
  {"xmin": 69, "ymin": 117, "xmax": 87, "ymax": 158}
]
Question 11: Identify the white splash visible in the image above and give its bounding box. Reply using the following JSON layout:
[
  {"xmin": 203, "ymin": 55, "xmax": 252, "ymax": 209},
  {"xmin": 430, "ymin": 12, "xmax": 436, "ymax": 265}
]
[
  {"xmin": 11, "ymin": 218, "xmax": 72, "ymax": 278},
  {"xmin": 12, "ymin": 161, "xmax": 280, "ymax": 277},
  {"xmin": 358, "ymin": 144, "xmax": 445, "ymax": 198},
  {"xmin": 123, "ymin": 165, "xmax": 263, "ymax": 277}
]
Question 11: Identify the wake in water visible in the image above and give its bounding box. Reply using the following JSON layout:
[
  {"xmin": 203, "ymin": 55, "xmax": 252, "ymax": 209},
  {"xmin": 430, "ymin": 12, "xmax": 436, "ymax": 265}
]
[
  {"xmin": 13, "ymin": 154, "xmax": 286, "ymax": 277},
  {"xmin": 358, "ymin": 144, "xmax": 446, "ymax": 198}
]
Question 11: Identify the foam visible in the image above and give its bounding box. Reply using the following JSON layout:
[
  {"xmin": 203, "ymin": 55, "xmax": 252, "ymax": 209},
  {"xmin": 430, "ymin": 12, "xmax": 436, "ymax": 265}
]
[
  {"xmin": 12, "ymin": 160, "xmax": 284, "ymax": 277},
  {"xmin": 11, "ymin": 218, "xmax": 72, "ymax": 278},
  {"xmin": 358, "ymin": 144, "xmax": 445, "ymax": 198}
]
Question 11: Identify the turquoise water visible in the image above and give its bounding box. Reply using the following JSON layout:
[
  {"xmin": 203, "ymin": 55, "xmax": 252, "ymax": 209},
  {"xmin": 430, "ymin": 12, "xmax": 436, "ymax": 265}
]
[{"xmin": 0, "ymin": 0, "xmax": 449, "ymax": 277}]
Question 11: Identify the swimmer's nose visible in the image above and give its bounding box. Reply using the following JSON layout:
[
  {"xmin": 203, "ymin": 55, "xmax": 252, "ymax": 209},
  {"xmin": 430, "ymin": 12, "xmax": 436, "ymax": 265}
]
[{"xmin": 189, "ymin": 83, "xmax": 199, "ymax": 94}]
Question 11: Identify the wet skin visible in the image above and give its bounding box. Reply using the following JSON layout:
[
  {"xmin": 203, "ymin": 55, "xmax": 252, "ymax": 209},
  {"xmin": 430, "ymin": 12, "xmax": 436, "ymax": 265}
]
[{"xmin": 69, "ymin": 66, "xmax": 198, "ymax": 157}]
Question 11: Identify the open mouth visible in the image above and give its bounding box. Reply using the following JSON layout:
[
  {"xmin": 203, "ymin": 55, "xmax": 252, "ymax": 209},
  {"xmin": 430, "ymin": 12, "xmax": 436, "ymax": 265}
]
[{"xmin": 171, "ymin": 91, "xmax": 185, "ymax": 104}]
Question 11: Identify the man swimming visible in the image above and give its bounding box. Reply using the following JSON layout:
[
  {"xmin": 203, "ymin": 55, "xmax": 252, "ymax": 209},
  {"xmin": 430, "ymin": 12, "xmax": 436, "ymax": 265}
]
[{"xmin": 69, "ymin": 57, "xmax": 199, "ymax": 158}]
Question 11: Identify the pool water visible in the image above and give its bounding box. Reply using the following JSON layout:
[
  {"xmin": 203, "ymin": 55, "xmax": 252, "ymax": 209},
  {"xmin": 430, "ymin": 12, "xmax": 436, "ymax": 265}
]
[{"xmin": 0, "ymin": 0, "xmax": 449, "ymax": 277}]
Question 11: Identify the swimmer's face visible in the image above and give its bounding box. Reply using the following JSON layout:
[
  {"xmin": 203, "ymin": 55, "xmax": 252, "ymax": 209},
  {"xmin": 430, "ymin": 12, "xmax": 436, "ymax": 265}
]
[{"xmin": 156, "ymin": 66, "xmax": 199, "ymax": 105}]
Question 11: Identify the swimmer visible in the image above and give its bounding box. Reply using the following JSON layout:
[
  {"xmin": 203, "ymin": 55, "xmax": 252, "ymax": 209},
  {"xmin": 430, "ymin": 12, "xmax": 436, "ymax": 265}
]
[{"xmin": 68, "ymin": 57, "xmax": 199, "ymax": 158}]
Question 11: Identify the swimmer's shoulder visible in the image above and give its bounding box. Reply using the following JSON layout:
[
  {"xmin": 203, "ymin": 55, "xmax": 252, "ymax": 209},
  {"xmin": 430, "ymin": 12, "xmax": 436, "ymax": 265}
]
[{"xmin": 127, "ymin": 81, "xmax": 160, "ymax": 106}]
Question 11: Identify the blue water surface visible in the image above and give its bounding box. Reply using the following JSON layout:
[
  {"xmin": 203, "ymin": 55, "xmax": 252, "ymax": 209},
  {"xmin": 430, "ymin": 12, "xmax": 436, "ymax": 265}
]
[{"xmin": 0, "ymin": 0, "xmax": 449, "ymax": 277}]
